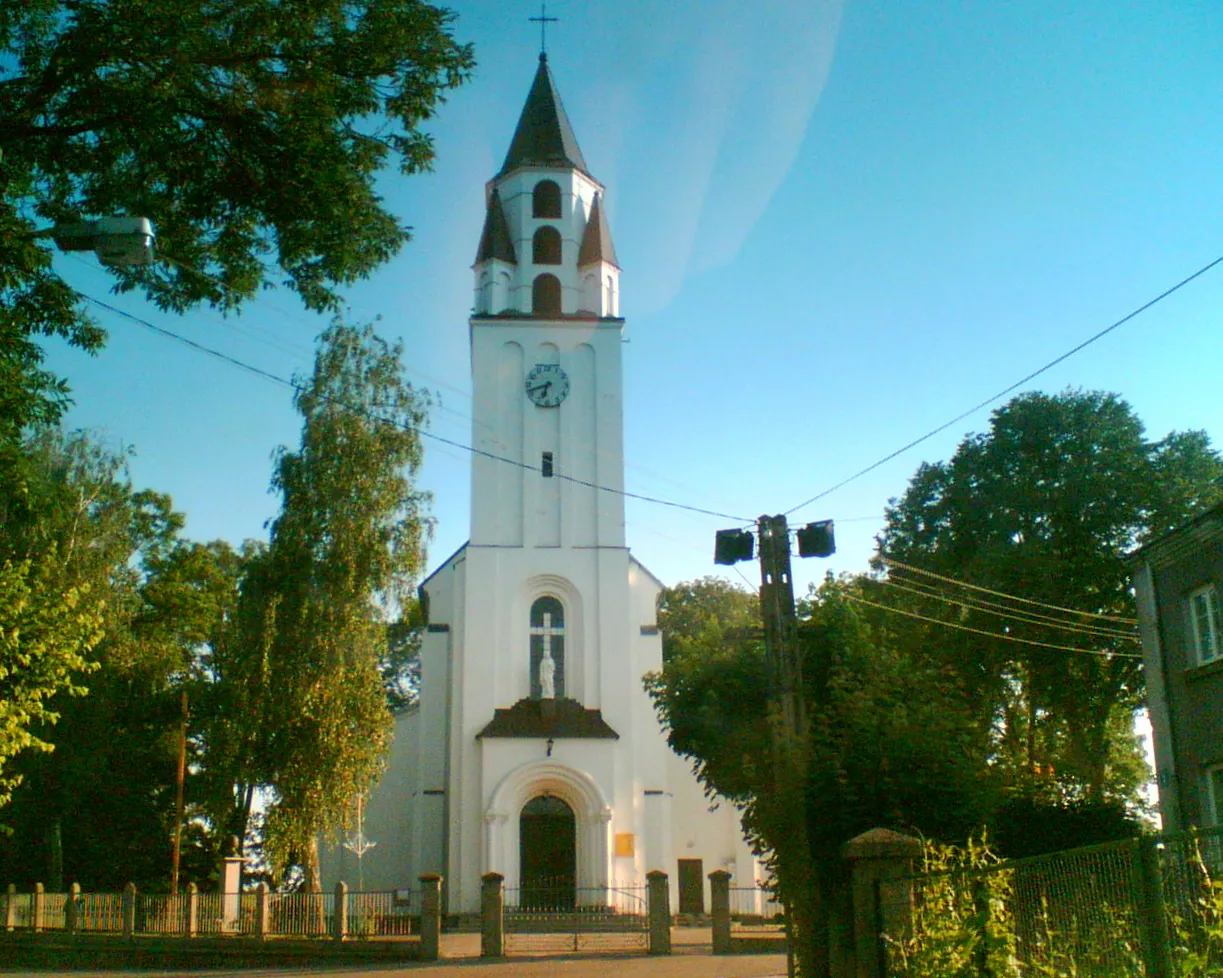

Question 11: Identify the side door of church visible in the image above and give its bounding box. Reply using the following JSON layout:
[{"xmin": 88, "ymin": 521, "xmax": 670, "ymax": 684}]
[{"xmin": 677, "ymin": 858, "xmax": 704, "ymax": 915}]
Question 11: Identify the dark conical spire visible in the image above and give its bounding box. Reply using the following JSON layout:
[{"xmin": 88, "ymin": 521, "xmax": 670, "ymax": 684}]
[
  {"xmin": 578, "ymin": 193, "xmax": 618, "ymax": 268},
  {"xmin": 475, "ymin": 188, "xmax": 516, "ymax": 264},
  {"xmin": 499, "ymin": 54, "xmax": 588, "ymax": 177}
]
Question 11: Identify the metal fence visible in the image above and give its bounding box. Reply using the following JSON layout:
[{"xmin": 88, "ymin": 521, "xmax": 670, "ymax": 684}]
[
  {"xmin": 502, "ymin": 882, "xmax": 650, "ymax": 953},
  {"xmin": 879, "ymin": 825, "xmax": 1223, "ymax": 978},
  {"xmin": 729, "ymin": 885, "xmax": 785, "ymax": 933},
  {"xmin": 1, "ymin": 885, "xmax": 421, "ymax": 942}
]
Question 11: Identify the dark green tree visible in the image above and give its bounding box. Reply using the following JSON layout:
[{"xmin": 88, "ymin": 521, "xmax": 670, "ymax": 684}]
[
  {"xmin": 647, "ymin": 576, "xmax": 988, "ymax": 978},
  {"xmin": 875, "ymin": 390, "xmax": 1223, "ymax": 804},
  {"xmin": 0, "ymin": 0, "xmax": 473, "ymax": 436},
  {"xmin": 0, "ymin": 429, "xmax": 244, "ymax": 889}
]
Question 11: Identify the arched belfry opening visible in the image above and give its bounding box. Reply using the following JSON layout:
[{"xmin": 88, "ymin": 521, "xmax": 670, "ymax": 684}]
[
  {"xmin": 533, "ymin": 226, "xmax": 561, "ymax": 264},
  {"xmin": 519, "ymin": 794, "xmax": 576, "ymax": 908},
  {"xmin": 533, "ymin": 274, "xmax": 561, "ymax": 316},
  {"xmin": 533, "ymin": 180, "xmax": 562, "ymax": 218}
]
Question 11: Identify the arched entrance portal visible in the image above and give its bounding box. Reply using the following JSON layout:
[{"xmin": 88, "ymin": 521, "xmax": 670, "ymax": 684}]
[{"xmin": 519, "ymin": 795, "xmax": 576, "ymax": 908}]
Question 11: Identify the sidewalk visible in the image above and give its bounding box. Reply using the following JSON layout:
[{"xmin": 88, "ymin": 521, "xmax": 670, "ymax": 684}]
[{"xmin": 3, "ymin": 930, "xmax": 788, "ymax": 978}]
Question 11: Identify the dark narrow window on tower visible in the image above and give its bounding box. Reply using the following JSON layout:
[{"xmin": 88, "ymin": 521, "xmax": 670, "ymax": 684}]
[
  {"xmin": 533, "ymin": 274, "xmax": 561, "ymax": 316},
  {"xmin": 541, "ymin": 452, "xmax": 554, "ymax": 477},
  {"xmin": 533, "ymin": 180, "xmax": 562, "ymax": 218},
  {"xmin": 533, "ymin": 226, "xmax": 562, "ymax": 265}
]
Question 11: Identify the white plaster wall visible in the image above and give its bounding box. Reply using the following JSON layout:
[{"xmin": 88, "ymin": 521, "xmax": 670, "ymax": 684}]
[
  {"xmin": 469, "ymin": 319, "xmax": 625, "ymax": 551},
  {"xmin": 666, "ymin": 747, "xmax": 762, "ymax": 910}
]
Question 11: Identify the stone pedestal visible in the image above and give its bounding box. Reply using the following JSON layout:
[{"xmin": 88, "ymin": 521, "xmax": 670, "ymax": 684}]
[
  {"xmin": 332, "ymin": 881, "xmax": 348, "ymax": 942},
  {"xmin": 221, "ymin": 856, "xmax": 243, "ymax": 932},
  {"xmin": 646, "ymin": 870, "xmax": 671, "ymax": 955},
  {"xmin": 843, "ymin": 828, "xmax": 923, "ymax": 978},
  {"xmin": 709, "ymin": 870, "xmax": 732, "ymax": 954},
  {"xmin": 481, "ymin": 872, "xmax": 504, "ymax": 957},
  {"xmin": 420, "ymin": 873, "xmax": 442, "ymax": 962}
]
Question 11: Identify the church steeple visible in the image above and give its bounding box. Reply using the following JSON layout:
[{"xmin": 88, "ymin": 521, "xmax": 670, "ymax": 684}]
[
  {"xmin": 499, "ymin": 54, "xmax": 589, "ymax": 178},
  {"xmin": 473, "ymin": 57, "xmax": 619, "ymax": 319}
]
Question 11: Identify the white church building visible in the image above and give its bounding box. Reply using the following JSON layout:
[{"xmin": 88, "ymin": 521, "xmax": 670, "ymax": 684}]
[{"xmin": 327, "ymin": 55, "xmax": 760, "ymax": 915}]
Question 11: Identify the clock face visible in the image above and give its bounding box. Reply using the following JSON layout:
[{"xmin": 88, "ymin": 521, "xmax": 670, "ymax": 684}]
[{"xmin": 524, "ymin": 364, "xmax": 570, "ymax": 407}]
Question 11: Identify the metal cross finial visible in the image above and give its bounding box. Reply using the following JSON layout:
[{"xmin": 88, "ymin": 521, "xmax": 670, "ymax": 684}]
[{"xmin": 529, "ymin": 2, "xmax": 558, "ymax": 56}]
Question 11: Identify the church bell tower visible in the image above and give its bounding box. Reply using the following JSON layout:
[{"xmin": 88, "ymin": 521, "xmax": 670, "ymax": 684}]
[
  {"xmin": 334, "ymin": 54, "xmax": 759, "ymax": 918},
  {"xmin": 469, "ymin": 53, "xmax": 624, "ymax": 553}
]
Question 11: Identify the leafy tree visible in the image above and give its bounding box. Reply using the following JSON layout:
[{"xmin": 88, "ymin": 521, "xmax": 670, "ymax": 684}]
[
  {"xmin": 0, "ymin": 428, "xmax": 243, "ymax": 889},
  {"xmin": 647, "ymin": 576, "xmax": 989, "ymax": 978},
  {"xmin": 1, "ymin": 0, "xmax": 473, "ymax": 434},
  {"xmin": 204, "ymin": 319, "xmax": 430, "ymax": 887},
  {"xmin": 0, "ymin": 428, "xmax": 138, "ymax": 822},
  {"xmin": 0, "ymin": 559, "xmax": 103, "ymax": 812},
  {"xmin": 875, "ymin": 390, "xmax": 1223, "ymax": 803},
  {"xmin": 657, "ymin": 575, "xmax": 759, "ymax": 661}
]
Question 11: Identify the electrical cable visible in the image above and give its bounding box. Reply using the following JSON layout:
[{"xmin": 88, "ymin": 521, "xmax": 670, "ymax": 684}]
[
  {"xmin": 80, "ymin": 293, "xmax": 755, "ymax": 524},
  {"xmin": 784, "ymin": 251, "xmax": 1223, "ymax": 518},
  {"xmin": 878, "ymin": 556, "xmax": 1140, "ymax": 624},
  {"xmin": 874, "ymin": 576, "xmax": 1140, "ymax": 642},
  {"xmin": 153, "ymin": 249, "xmax": 738, "ymax": 514},
  {"xmin": 843, "ymin": 593, "xmax": 1143, "ymax": 659}
]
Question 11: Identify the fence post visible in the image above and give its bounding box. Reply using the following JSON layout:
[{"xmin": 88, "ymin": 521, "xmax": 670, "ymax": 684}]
[
  {"xmin": 646, "ymin": 870, "xmax": 671, "ymax": 955},
  {"xmin": 843, "ymin": 828, "xmax": 924, "ymax": 978},
  {"xmin": 253, "ymin": 882, "xmax": 269, "ymax": 940},
  {"xmin": 333, "ymin": 881, "xmax": 348, "ymax": 942},
  {"xmin": 1134, "ymin": 838, "xmax": 1173, "ymax": 978},
  {"xmin": 419, "ymin": 873, "xmax": 442, "ymax": 962},
  {"xmin": 32, "ymin": 882, "xmax": 44, "ymax": 933},
  {"xmin": 5, "ymin": 884, "xmax": 15, "ymax": 932},
  {"xmin": 186, "ymin": 882, "xmax": 198, "ymax": 937},
  {"xmin": 481, "ymin": 872, "xmax": 504, "ymax": 957},
  {"xmin": 66, "ymin": 882, "xmax": 80, "ymax": 934},
  {"xmin": 122, "ymin": 883, "xmax": 137, "ymax": 938},
  {"xmin": 709, "ymin": 870, "xmax": 732, "ymax": 954},
  {"xmin": 972, "ymin": 876, "xmax": 991, "ymax": 978}
]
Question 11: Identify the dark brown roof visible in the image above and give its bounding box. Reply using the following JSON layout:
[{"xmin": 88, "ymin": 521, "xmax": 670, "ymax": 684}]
[
  {"xmin": 477, "ymin": 697, "xmax": 619, "ymax": 740},
  {"xmin": 578, "ymin": 193, "xmax": 619, "ymax": 268},
  {"xmin": 474, "ymin": 188, "xmax": 516, "ymax": 264},
  {"xmin": 499, "ymin": 55, "xmax": 589, "ymax": 177}
]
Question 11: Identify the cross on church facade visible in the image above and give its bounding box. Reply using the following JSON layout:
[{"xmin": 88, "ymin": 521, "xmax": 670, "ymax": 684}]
[
  {"xmin": 529, "ymin": 3, "xmax": 559, "ymax": 56},
  {"xmin": 531, "ymin": 611, "xmax": 563, "ymax": 697}
]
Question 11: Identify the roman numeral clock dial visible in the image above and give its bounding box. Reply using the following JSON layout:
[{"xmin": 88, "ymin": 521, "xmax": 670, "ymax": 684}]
[{"xmin": 524, "ymin": 363, "xmax": 569, "ymax": 407}]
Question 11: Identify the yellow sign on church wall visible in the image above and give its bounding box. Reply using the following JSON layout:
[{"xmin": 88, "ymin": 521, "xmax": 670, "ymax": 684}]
[{"xmin": 614, "ymin": 833, "xmax": 635, "ymax": 857}]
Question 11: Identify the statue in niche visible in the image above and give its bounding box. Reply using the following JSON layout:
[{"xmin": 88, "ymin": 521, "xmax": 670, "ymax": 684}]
[{"xmin": 539, "ymin": 649, "xmax": 556, "ymax": 699}]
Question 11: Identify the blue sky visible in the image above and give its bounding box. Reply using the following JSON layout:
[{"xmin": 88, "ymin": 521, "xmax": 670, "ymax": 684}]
[{"xmin": 47, "ymin": 0, "xmax": 1223, "ymax": 600}]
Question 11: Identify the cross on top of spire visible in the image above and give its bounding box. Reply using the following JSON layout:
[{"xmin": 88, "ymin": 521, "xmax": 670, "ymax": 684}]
[{"xmin": 529, "ymin": 2, "xmax": 558, "ymax": 57}]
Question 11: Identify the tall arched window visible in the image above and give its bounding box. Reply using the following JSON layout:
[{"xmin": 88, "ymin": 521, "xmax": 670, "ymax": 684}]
[
  {"xmin": 533, "ymin": 274, "xmax": 561, "ymax": 316},
  {"xmin": 533, "ymin": 180, "xmax": 562, "ymax": 218},
  {"xmin": 533, "ymin": 226, "xmax": 562, "ymax": 265},
  {"xmin": 530, "ymin": 596, "xmax": 565, "ymax": 699}
]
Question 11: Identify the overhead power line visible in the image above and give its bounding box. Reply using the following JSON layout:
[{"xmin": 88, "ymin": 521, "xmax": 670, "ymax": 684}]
[
  {"xmin": 874, "ymin": 576, "xmax": 1140, "ymax": 642},
  {"xmin": 878, "ymin": 556, "xmax": 1140, "ymax": 624},
  {"xmin": 785, "ymin": 251, "xmax": 1223, "ymax": 518},
  {"xmin": 843, "ymin": 593, "xmax": 1143, "ymax": 659},
  {"xmin": 81, "ymin": 294, "xmax": 754, "ymax": 524},
  {"xmin": 152, "ymin": 249, "xmax": 737, "ymax": 513}
]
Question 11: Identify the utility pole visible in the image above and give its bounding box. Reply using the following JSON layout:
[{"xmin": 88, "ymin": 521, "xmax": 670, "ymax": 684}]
[
  {"xmin": 716, "ymin": 515, "xmax": 835, "ymax": 978},
  {"xmin": 170, "ymin": 689, "xmax": 188, "ymax": 894},
  {"xmin": 758, "ymin": 515, "xmax": 805, "ymax": 748}
]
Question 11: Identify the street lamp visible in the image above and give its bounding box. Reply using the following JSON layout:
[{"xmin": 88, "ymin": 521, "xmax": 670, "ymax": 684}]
[{"xmin": 47, "ymin": 216, "xmax": 156, "ymax": 267}]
